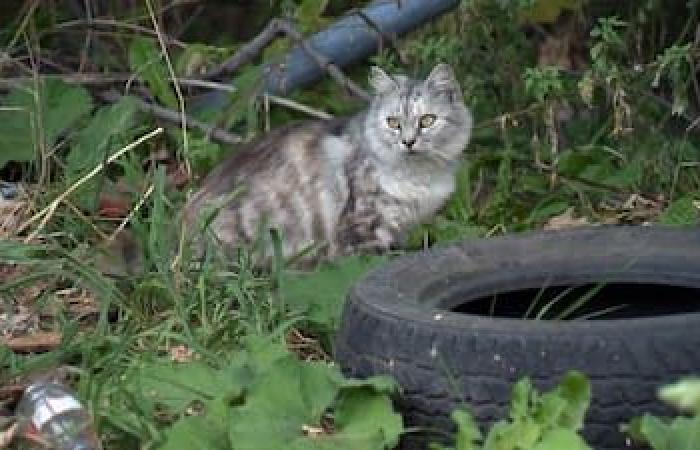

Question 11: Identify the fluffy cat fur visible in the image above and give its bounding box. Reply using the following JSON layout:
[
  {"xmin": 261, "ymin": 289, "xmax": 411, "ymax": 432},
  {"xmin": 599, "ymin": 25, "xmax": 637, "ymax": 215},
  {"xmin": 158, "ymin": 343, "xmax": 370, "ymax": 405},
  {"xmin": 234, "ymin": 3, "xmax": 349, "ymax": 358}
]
[{"xmin": 183, "ymin": 63, "xmax": 473, "ymax": 264}]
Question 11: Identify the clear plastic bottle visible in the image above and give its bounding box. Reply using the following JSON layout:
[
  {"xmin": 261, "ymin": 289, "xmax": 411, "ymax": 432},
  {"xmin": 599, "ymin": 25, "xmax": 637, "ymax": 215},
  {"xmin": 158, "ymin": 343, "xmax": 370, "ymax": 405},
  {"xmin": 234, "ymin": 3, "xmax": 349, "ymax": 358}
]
[{"xmin": 16, "ymin": 381, "xmax": 102, "ymax": 450}]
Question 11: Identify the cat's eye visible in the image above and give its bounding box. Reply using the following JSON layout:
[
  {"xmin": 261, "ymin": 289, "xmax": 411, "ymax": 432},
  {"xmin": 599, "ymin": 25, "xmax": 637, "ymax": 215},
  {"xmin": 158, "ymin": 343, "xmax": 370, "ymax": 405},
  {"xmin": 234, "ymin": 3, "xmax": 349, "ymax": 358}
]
[
  {"xmin": 386, "ymin": 117, "xmax": 401, "ymax": 129},
  {"xmin": 419, "ymin": 114, "xmax": 436, "ymax": 128}
]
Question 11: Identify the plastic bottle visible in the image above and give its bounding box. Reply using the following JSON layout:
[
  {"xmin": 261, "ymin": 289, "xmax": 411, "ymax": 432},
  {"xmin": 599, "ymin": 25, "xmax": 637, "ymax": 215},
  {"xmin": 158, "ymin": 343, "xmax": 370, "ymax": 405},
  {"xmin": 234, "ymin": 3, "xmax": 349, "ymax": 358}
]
[{"xmin": 15, "ymin": 381, "xmax": 102, "ymax": 450}]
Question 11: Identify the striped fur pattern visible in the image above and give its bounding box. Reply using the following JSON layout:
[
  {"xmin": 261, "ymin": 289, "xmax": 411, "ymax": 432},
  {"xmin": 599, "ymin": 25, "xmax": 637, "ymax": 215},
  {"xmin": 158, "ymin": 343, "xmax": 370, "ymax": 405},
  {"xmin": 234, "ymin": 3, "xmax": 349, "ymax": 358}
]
[{"xmin": 183, "ymin": 64, "xmax": 473, "ymax": 264}]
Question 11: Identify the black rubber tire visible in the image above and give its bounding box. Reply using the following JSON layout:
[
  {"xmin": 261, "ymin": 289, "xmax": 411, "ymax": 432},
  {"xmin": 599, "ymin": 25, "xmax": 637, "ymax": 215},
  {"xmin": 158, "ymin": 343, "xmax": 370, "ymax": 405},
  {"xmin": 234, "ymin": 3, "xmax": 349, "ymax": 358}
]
[{"xmin": 334, "ymin": 226, "xmax": 700, "ymax": 450}]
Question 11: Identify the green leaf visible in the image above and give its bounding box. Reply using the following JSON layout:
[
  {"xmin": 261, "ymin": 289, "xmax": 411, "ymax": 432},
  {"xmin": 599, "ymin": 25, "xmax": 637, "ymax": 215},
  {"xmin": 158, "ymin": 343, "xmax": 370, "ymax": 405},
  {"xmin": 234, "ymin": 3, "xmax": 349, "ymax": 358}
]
[
  {"xmin": 510, "ymin": 377, "xmax": 533, "ymax": 421},
  {"xmin": 158, "ymin": 414, "xmax": 230, "ymax": 450},
  {"xmin": 66, "ymin": 95, "xmax": 141, "ymax": 210},
  {"xmin": 282, "ymin": 255, "xmax": 388, "ymax": 334},
  {"xmin": 483, "ymin": 419, "xmax": 540, "ymax": 450},
  {"xmin": 551, "ymin": 371, "xmax": 590, "ymax": 430},
  {"xmin": 296, "ymin": 0, "xmax": 330, "ymax": 32},
  {"xmin": 451, "ymin": 409, "xmax": 482, "ymax": 450},
  {"xmin": 658, "ymin": 196, "xmax": 699, "ymax": 226},
  {"xmin": 330, "ymin": 388, "xmax": 403, "ymax": 449},
  {"xmin": 129, "ymin": 37, "xmax": 178, "ymax": 109},
  {"xmin": 0, "ymin": 80, "xmax": 93, "ymax": 168},
  {"xmin": 658, "ymin": 378, "xmax": 700, "ymax": 414},
  {"xmin": 228, "ymin": 354, "xmax": 402, "ymax": 450},
  {"xmin": 629, "ymin": 414, "xmax": 700, "ymax": 450},
  {"xmin": 531, "ymin": 428, "xmax": 591, "ymax": 450},
  {"xmin": 227, "ymin": 356, "xmax": 340, "ymax": 450},
  {"xmin": 336, "ymin": 374, "xmax": 399, "ymax": 397},
  {"xmin": 132, "ymin": 360, "xmax": 243, "ymax": 413}
]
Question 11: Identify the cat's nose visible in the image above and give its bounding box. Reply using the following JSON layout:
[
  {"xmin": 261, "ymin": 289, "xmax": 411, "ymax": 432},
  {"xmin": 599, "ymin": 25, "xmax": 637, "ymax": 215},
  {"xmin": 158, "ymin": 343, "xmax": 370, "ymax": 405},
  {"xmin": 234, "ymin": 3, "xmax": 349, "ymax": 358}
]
[{"xmin": 402, "ymin": 138, "xmax": 416, "ymax": 148}]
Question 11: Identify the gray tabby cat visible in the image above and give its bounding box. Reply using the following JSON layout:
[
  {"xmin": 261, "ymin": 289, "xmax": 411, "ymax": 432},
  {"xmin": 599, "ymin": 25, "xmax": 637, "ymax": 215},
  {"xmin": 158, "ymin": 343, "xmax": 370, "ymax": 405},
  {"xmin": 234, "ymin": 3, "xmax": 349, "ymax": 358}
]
[{"xmin": 183, "ymin": 63, "xmax": 473, "ymax": 264}]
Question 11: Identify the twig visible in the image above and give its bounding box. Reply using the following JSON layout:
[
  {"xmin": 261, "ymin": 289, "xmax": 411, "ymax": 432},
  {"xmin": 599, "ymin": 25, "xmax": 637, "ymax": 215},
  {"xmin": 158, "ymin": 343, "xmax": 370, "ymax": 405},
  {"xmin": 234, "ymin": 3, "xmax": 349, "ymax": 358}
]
[
  {"xmin": 0, "ymin": 75, "xmax": 334, "ymax": 120},
  {"xmin": 41, "ymin": 18, "xmax": 188, "ymax": 48},
  {"xmin": 349, "ymin": 8, "xmax": 409, "ymax": 65},
  {"xmin": 202, "ymin": 18, "xmax": 290, "ymax": 80},
  {"xmin": 19, "ymin": 128, "xmax": 164, "ymax": 241},
  {"xmin": 0, "ymin": 0, "xmax": 40, "ymax": 69},
  {"xmin": 266, "ymin": 94, "xmax": 333, "ymax": 120},
  {"xmin": 99, "ymin": 90, "xmax": 242, "ymax": 144},
  {"xmin": 274, "ymin": 19, "xmax": 371, "ymax": 101}
]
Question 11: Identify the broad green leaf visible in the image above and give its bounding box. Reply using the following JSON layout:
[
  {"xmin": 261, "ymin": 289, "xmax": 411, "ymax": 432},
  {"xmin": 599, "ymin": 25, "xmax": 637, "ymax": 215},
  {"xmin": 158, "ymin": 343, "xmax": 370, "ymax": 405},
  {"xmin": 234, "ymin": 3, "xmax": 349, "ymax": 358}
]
[
  {"xmin": 531, "ymin": 428, "xmax": 591, "ymax": 450},
  {"xmin": 228, "ymin": 354, "xmax": 402, "ymax": 450},
  {"xmin": 297, "ymin": 0, "xmax": 330, "ymax": 32},
  {"xmin": 658, "ymin": 196, "xmax": 699, "ymax": 226},
  {"xmin": 131, "ymin": 360, "xmax": 242, "ymax": 413},
  {"xmin": 510, "ymin": 377, "xmax": 533, "ymax": 421},
  {"xmin": 336, "ymin": 374, "xmax": 399, "ymax": 397},
  {"xmin": 629, "ymin": 414, "xmax": 700, "ymax": 450},
  {"xmin": 158, "ymin": 415, "xmax": 230, "ymax": 450},
  {"xmin": 221, "ymin": 64, "xmax": 263, "ymax": 131},
  {"xmin": 451, "ymin": 409, "xmax": 482, "ymax": 450},
  {"xmin": 329, "ymin": 389, "xmax": 403, "ymax": 449},
  {"xmin": 282, "ymin": 255, "xmax": 387, "ymax": 334},
  {"xmin": 0, "ymin": 80, "xmax": 92, "ymax": 168},
  {"xmin": 129, "ymin": 37, "xmax": 178, "ymax": 108},
  {"xmin": 66, "ymin": 96, "xmax": 140, "ymax": 210},
  {"xmin": 659, "ymin": 378, "xmax": 700, "ymax": 413},
  {"xmin": 552, "ymin": 371, "xmax": 590, "ymax": 430},
  {"xmin": 237, "ymin": 334, "xmax": 290, "ymax": 373},
  {"xmin": 228, "ymin": 356, "xmax": 340, "ymax": 450},
  {"xmin": 483, "ymin": 419, "xmax": 540, "ymax": 450}
]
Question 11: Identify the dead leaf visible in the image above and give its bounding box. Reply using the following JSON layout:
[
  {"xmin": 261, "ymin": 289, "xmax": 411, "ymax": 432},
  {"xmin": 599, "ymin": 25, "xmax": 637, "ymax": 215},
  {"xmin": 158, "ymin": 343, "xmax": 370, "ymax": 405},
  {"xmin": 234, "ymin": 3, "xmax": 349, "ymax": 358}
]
[
  {"xmin": 98, "ymin": 192, "xmax": 131, "ymax": 218},
  {"xmin": 544, "ymin": 207, "xmax": 592, "ymax": 230},
  {"xmin": 301, "ymin": 424, "xmax": 326, "ymax": 438},
  {"xmin": 169, "ymin": 345, "xmax": 196, "ymax": 363},
  {"xmin": 597, "ymin": 193, "xmax": 664, "ymax": 225},
  {"xmin": 54, "ymin": 288, "xmax": 100, "ymax": 319},
  {"xmin": 0, "ymin": 305, "xmax": 36, "ymax": 337},
  {"xmin": 1, "ymin": 331, "xmax": 62, "ymax": 353},
  {"xmin": 0, "ymin": 185, "xmax": 30, "ymax": 238}
]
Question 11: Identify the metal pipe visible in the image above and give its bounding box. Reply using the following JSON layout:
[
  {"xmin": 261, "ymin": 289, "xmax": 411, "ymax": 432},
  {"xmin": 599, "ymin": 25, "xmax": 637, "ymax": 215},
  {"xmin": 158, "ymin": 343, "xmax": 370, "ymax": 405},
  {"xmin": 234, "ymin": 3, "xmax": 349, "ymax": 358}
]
[
  {"xmin": 191, "ymin": 0, "xmax": 459, "ymax": 111},
  {"xmin": 265, "ymin": 0, "xmax": 460, "ymax": 95}
]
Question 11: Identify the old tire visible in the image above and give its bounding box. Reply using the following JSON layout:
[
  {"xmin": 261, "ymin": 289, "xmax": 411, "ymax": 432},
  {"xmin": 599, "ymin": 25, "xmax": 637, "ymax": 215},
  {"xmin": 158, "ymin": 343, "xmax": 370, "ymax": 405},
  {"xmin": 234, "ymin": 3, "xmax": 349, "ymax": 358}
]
[{"xmin": 334, "ymin": 226, "xmax": 700, "ymax": 449}]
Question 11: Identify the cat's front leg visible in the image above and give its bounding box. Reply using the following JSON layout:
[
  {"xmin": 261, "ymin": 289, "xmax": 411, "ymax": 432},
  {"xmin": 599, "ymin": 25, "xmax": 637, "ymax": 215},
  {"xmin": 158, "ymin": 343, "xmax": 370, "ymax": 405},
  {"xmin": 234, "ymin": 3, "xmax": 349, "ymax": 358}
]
[{"xmin": 337, "ymin": 214, "xmax": 399, "ymax": 256}]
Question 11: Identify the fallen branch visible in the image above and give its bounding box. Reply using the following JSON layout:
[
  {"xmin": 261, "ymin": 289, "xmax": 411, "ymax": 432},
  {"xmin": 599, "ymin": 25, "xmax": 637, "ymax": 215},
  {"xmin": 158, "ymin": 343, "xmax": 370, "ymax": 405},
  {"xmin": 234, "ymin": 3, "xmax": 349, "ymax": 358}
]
[{"xmin": 202, "ymin": 18, "xmax": 291, "ymax": 80}]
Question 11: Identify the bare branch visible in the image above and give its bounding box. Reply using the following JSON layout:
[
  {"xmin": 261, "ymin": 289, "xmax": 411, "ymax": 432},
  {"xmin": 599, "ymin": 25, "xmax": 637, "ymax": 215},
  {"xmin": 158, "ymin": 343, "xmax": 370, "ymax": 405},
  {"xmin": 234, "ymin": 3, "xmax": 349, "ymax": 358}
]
[
  {"xmin": 99, "ymin": 90, "xmax": 243, "ymax": 145},
  {"xmin": 202, "ymin": 18, "xmax": 290, "ymax": 80}
]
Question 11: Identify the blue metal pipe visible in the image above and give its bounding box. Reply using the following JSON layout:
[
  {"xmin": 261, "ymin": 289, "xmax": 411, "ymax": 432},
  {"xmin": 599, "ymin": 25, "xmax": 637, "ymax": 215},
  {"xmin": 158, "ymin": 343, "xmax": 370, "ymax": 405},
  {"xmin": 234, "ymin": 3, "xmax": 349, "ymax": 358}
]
[
  {"xmin": 264, "ymin": 0, "xmax": 460, "ymax": 95},
  {"xmin": 191, "ymin": 0, "xmax": 459, "ymax": 111}
]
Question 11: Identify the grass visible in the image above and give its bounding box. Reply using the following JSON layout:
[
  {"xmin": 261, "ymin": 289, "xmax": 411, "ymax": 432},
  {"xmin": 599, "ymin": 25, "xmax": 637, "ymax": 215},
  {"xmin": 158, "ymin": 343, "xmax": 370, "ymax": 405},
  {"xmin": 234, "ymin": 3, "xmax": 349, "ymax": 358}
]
[{"xmin": 0, "ymin": 0, "xmax": 699, "ymax": 448}]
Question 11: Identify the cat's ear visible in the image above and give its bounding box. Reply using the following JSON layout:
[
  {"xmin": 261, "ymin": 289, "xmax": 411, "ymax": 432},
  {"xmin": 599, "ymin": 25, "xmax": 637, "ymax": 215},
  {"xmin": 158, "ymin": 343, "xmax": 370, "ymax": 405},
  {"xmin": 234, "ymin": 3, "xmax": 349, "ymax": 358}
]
[
  {"xmin": 369, "ymin": 66, "xmax": 398, "ymax": 94},
  {"xmin": 425, "ymin": 63, "xmax": 460, "ymax": 96}
]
